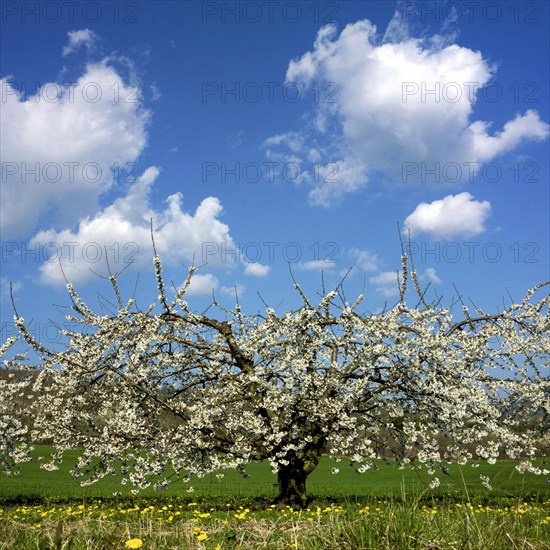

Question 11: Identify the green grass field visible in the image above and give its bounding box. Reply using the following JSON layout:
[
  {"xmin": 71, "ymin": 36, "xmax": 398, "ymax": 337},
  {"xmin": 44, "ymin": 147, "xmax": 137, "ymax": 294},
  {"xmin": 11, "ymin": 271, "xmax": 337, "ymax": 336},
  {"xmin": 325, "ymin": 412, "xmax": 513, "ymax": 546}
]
[
  {"xmin": 1, "ymin": 446, "xmax": 549, "ymax": 549},
  {"xmin": 1, "ymin": 445, "xmax": 548, "ymax": 503}
]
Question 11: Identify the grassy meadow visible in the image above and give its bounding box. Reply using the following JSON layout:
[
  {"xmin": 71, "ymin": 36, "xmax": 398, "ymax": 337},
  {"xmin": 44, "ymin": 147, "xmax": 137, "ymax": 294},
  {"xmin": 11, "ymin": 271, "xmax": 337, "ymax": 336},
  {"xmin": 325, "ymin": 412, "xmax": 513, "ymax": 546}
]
[{"xmin": 1, "ymin": 446, "xmax": 549, "ymax": 549}]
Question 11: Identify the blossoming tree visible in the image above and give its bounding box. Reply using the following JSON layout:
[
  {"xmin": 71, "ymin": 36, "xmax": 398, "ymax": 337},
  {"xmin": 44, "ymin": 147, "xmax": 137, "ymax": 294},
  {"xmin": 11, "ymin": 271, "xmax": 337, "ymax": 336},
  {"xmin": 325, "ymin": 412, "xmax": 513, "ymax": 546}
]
[{"xmin": 1, "ymin": 247, "xmax": 549, "ymax": 507}]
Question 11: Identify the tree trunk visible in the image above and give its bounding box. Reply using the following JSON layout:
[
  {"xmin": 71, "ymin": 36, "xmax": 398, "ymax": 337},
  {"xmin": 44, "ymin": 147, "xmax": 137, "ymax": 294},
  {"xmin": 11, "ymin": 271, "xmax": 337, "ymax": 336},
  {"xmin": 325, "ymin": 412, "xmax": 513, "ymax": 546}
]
[{"xmin": 274, "ymin": 447, "xmax": 322, "ymax": 508}]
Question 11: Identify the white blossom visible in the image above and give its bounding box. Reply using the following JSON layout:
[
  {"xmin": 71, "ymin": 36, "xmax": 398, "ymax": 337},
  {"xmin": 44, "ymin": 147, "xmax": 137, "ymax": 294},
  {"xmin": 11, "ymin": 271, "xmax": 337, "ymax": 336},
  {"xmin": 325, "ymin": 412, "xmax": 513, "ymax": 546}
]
[{"xmin": 0, "ymin": 251, "xmax": 548, "ymax": 504}]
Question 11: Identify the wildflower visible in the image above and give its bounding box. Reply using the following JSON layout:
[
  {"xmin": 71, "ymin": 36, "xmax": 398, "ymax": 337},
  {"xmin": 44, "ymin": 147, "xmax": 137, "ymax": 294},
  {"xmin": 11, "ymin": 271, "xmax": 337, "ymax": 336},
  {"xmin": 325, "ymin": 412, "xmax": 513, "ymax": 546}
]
[
  {"xmin": 196, "ymin": 531, "xmax": 208, "ymax": 541},
  {"xmin": 429, "ymin": 477, "xmax": 440, "ymax": 489},
  {"xmin": 480, "ymin": 475, "xmax": 493, "ymax": 491},
  {"xmin": 125, "ymin": 539, "xmax": 143, "ymax": 549}
]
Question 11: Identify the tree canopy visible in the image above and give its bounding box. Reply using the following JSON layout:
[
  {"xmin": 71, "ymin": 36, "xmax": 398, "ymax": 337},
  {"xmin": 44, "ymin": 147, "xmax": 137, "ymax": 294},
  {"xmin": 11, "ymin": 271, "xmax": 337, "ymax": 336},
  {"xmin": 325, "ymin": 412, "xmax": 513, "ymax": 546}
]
[{"xmin": 1, "ymin": 247, "xmax": 549, "ymax": 507}]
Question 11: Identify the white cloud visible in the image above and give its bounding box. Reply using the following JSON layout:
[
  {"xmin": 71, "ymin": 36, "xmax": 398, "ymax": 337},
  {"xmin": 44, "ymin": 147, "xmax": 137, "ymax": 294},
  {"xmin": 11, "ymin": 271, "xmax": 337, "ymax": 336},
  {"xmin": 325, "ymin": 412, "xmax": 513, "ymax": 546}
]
[
  {"xmin": 244, "ymin": 262, "xmax": 270, "ymax": 277},
  {"xmin": 349, "ymin": 248, "xmax": 379, "ymax": 272},
  {"xmin": 32, "ymin": 167, "xmax": 241, "ymax": 286},
  {"xmin": 220, "ymin": 284, "xmax": 245, "ymax": 298},
  {"xmin": 404, "ymin": 192, "xmax": 491, "ymax": 239},
  {"xmin": 263, "ymin": 132, "xmax": 304, "ymax": 153},
  {"xmin": 422, "ymin": 267, "xmax": 441, "ymax": 285},
  {"xmin": 227, "ymin": 131, "xmax": 243, "ymax": 149},
  {"xmin": 467, "ymin": 110, "xmax": 550, "ymax": 162},
  {"xmin": 369, "ymin": 271, "xmax": 399, "ymax": 297},
  {"xmin": 0, "ymin": 60, "xmax": 149, "ymax": 238},
  {"xmin": 301, "ymin": 259, "xmax": 337, "ymax": 271},
  {"xmin": 382, "ymin": 7, "xmax": 411, "ymax": 44},
  {"xmin": 150, "ymin": 82, "xmax": 161, "ymax": 101},
  {"xmin": 0, "ymin": 277, "xmax": 22, "ymax": 303},
  {"xmin": 62, "ymin": 29, "xmax": 99, "ymax": 56},
  {"xmin": 184, "ymin": 273, "xmax": 218, "ymax": 296},
  {"xmin": 307, "ymin": 158, "xmax": 368, "ymax": 207},
  {"xmin": 267, "ymin": 19, "xmax": 549, "ymax": 205}
]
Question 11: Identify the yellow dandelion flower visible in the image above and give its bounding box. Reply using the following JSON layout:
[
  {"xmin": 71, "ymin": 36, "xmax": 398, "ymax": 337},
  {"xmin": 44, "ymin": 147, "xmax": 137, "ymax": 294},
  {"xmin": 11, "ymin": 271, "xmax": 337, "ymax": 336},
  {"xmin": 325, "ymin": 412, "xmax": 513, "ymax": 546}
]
[
  {"xmin": 125, "ymin": 539, "xmax": 143, "ymax": 549},
  {"xmin": 197, "ymin": 532, "xmax": 208, "ymax": 541}
]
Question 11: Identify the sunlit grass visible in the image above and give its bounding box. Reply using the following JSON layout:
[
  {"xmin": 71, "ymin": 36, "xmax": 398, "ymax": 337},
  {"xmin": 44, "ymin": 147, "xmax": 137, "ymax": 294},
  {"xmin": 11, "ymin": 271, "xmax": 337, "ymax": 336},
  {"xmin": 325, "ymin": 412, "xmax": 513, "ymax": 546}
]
[
  {"xmin": 1, "ymin": 445, "xmax": 548, "ymax": 502},
  {"xmin": 1, "ymin": 496, "xmax": 549, "ymax": 549},
  {"xmin": 1, "ymin": 446, "xmax": 549, "ymax": 548}
]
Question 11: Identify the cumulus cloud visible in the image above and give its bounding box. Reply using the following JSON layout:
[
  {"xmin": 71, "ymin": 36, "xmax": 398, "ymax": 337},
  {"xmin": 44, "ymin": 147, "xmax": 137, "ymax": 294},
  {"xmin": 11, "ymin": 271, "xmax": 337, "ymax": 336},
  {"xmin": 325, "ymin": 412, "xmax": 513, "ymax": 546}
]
[
  {"xmin": 369, "ymin": 271, "xmax": 399, "ymax": 297},
  {"xmin": 368, "ymin": 265, "xmax": 440, "ymax": 297},
  {"xmin": 244, "ymin": 262, "xmax": 271, "ymax": 277},
  {"xmin": 220, "ymin": 284, "xmax": 246, "ymax": 298},
  {"xmin": 183, "ymin": 273, "xmax": 218, "ymax": 296},
  {"xmin": 307, "ymin": 158, "xmax": 368, "ymax": 207},
  {"xmin": 62, "ymin": 29, "xmax": 99, "ymax": 56},
  {"xmin": 0, "ymin": 60, "xmax": 149, "ymax": 238},
  {"xmin": 467, "ymin": 110, "xmax": 550, "ymax": 162},
  {"xmin": 0, "ymin": 277, "xmax": 22, "ymax": 303},
  {"xmin": 266, "ymin": 18, "xmax": 549, "ymax": 205},
  {"xmin": 32, "ymin": 167, "xmax": 240, "ymax": 286},
  {"xmin": 349, "ymin": 248, "xmax": 380, "ymax": 272},
  {"xmin": 404, "ymin": 192, "xmax": 491, "ymax": 239},
  {"xmin": 422, "ymin": 267, "xmax": 442, "ymax": 285},
  {"xmin": 301, "ymin": 259, "xmax": 337, "ymax": 271},
  {"xmin": 373, "ymin": 267, "xmax": 442, "ymax": 298}
]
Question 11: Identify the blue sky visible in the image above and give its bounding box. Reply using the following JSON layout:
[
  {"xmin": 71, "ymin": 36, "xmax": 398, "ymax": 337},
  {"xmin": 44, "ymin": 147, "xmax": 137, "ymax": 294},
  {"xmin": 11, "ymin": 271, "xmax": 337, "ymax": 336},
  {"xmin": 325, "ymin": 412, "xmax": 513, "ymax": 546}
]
[{"xmin": 1, "ymin": 0, "xmax": 549, "ymax": 347}]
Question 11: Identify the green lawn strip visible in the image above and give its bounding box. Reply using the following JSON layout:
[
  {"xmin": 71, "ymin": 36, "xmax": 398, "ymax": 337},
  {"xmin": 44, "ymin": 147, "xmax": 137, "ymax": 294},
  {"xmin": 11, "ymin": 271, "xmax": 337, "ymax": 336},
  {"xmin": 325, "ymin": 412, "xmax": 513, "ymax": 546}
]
[{"xmin": 1, "ymin": 445, "xmax": 548, "ymax": 504}]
